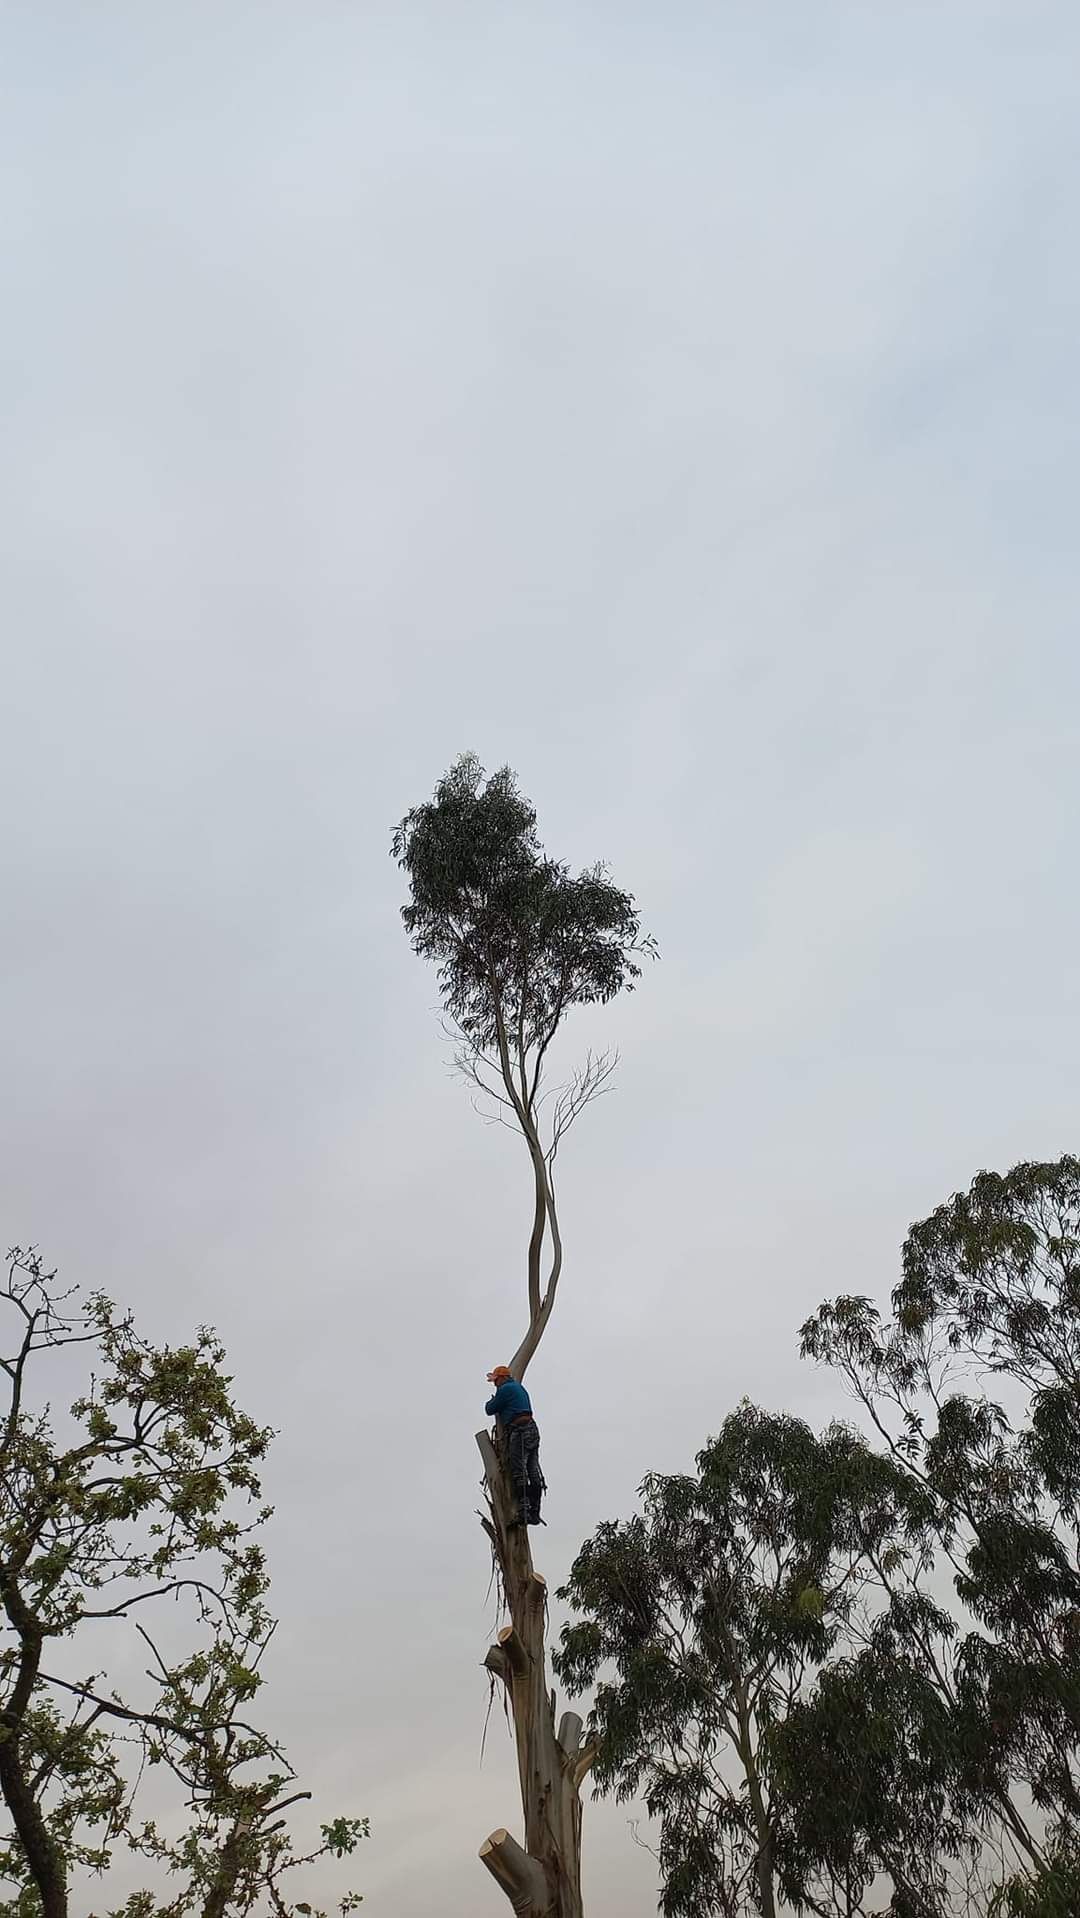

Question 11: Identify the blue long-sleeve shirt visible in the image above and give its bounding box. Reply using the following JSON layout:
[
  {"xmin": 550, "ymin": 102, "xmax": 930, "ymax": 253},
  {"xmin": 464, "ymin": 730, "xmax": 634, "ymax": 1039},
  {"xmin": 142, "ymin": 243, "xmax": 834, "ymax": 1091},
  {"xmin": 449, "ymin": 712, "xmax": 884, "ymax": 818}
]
[{"xmin": 484, "ymin": 1378, "xmax": 532, "ymax": 1426}]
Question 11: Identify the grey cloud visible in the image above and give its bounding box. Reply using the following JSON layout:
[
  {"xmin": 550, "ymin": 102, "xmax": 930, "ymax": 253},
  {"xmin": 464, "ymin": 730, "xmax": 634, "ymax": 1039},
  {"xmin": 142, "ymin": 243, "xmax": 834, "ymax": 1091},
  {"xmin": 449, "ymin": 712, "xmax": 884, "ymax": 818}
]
[{"xmin": 3, "ymin": 3, "xmax": 1079, "ymax": 1911}]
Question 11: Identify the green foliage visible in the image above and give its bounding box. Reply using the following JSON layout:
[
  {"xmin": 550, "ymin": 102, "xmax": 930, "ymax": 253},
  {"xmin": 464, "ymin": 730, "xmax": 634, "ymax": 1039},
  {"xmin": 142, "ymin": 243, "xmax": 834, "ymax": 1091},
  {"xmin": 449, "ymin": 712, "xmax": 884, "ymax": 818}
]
[
  {"xmin": 989, "ymin": 1837, "xmax": 1080, "ymax": 1917},
  {"xmin": 319, "ymin": 1820, "xmax": 368, "ymax": 1860},
  {"xmin": 770, "ymin": 1640, "xmax": 980, "ymax": 1907},
  {"xmin": 555, "ymin": 1404, "xmax": 940, "ymax": 1917},
  {"xmin": 565, "ymin": 1155, "xmax": 1080, "ymax": 1916},
  {"xmin": 802, "ymin": 1157, "xmax": 1080, "ymax": 1846},
  {"xmin": 392, "ymin": 753, "xmax": 653, "ymax": 1054},
  {"xmin": 0, "ymin": 1249, "xmax": 366, "ymax": 1917}
]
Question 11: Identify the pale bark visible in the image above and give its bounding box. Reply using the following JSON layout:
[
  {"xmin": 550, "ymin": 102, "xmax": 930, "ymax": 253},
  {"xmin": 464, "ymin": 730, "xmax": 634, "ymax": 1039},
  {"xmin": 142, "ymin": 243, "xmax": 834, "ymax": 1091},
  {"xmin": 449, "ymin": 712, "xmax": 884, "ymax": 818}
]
[
  {"xmin": 472, "ymin": 972, "xmax": 612, "ymax": 1910},
  {"xmin": 477, "ymin": 1429, "xmax": 586, "ymax": 1917},
  {"xmin": 485, "ymin": 983, "xmax": 564, "ymax": 1386},
  {"xmin": 479, "ymin": 1829, "xmax": 550, "ymax": 1913}
]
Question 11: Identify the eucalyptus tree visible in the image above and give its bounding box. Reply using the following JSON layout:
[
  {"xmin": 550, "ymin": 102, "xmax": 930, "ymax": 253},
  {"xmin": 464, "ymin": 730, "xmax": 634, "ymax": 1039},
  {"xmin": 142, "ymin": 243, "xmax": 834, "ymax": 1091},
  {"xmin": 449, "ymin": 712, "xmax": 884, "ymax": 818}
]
[
  {"xmin": 555, "ymin": 1403, "xmax": 958, "ymax": 1918},
  {"xmin": 0, "ymin": 1247, "xmax": 366, "ymax": 1918},
  {"xmin": 557, "ymin": 1157, "xmax": 1080, "ymax": 1916},
  {"xmin": 801, "ymin": 1154, "xmax": 1080, "ymax": 1911},
  {"xmin": 393, "ymin": 754, "xmax": 652, "ymax": 1917}
]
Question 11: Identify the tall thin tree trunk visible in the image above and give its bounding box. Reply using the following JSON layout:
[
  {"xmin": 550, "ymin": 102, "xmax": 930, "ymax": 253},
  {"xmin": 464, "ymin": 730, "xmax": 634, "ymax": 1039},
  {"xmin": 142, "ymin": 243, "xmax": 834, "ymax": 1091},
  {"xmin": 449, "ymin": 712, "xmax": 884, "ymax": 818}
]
[
  {"xmin": 730, "ymin": 1668, "xmax": 777, "ymax": 1918},
  {"xmin": 476, "ymin": 1431, "xmax": 592, "ymax": 1917}
]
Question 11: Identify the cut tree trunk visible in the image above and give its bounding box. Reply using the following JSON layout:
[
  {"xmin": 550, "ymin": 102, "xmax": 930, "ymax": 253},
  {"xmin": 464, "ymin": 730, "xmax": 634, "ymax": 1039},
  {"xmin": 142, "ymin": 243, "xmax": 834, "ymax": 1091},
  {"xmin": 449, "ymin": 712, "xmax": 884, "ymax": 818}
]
[{"xmin": 476, "ymin": 1430, "xmax": 593, "ymax": 1917}]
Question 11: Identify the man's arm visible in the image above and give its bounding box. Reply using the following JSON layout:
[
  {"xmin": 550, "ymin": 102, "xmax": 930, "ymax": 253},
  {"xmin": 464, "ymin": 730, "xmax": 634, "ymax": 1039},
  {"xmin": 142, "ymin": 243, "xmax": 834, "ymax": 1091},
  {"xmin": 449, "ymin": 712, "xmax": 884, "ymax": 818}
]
[{"xmin": 485, "ymin": 1390, "xmax": 500, "ymax": 1417}]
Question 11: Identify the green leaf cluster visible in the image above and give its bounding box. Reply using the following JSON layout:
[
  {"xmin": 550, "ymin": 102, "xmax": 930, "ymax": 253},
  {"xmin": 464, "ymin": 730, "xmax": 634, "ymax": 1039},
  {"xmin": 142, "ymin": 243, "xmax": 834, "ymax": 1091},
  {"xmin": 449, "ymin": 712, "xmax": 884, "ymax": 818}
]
[
  {"xmin": 561, "ymin": 1156, "xmax": 1080, "ymax": 1915},
  {"xmin": 0, "ymin": 1249, "xmax": 366, "ymax": 1918},
  {"xmin": 392, "ymin": 754, "xmax": 653, "ymax": 1053}
]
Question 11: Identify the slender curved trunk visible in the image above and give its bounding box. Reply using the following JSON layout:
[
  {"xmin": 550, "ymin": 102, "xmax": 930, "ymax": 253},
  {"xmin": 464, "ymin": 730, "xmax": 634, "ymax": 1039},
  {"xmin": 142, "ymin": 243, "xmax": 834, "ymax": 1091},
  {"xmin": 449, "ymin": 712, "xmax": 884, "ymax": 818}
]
[
  {"xmin": 477, "ymin": 975, "xmax": 595, "ymax": 1909},
  {"xmin": 476, "ymin": 1431, "xmax": 592, "ymax": 1916}
]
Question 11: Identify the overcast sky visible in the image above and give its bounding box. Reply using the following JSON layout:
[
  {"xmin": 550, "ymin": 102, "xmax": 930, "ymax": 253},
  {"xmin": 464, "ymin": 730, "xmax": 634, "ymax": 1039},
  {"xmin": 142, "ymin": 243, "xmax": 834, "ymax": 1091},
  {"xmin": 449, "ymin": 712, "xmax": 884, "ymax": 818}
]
[{"xmin": 2, "ymin": 2, "xmax": 1079, "ymax": 1911}]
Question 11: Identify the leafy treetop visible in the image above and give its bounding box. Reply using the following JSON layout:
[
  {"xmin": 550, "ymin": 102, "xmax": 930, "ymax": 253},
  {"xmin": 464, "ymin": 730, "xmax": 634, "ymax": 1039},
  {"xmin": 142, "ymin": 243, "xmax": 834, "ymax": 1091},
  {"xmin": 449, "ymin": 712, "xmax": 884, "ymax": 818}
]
[{"xmin": 392, "ymin": 753, "xmax": 653, "ymax": 1063}]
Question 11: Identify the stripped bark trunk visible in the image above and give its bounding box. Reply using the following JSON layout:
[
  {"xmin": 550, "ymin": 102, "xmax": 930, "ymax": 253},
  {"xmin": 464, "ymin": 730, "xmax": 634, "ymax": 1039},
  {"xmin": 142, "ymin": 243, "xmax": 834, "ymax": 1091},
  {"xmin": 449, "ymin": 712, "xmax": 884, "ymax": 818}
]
[
  {"xmin": 471, "ymin": 955, "xmax": 607, "ymax": 1910},
  {"xmin": 477, "ymin": 1430, "xmax": 593, "ymax": 1917}
]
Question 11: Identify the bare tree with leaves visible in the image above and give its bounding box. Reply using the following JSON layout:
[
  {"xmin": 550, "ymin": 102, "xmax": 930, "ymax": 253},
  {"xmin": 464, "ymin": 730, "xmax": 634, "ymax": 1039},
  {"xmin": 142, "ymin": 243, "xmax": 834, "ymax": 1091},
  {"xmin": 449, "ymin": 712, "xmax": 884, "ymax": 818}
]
[
  {"xmin": 0, "ymin": 1246, "xmax": 367, "ymax": 1918},
  {"xmin": 393, "ymin": 754, "xmax": 653, "ymax": 1917}
]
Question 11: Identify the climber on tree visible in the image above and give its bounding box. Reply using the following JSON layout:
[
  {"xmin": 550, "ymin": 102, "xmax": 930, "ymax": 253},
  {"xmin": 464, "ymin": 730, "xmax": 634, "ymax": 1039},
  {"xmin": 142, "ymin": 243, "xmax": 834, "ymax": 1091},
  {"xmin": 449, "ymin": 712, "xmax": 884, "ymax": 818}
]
[{"xmin": 485, "ymin": 1366, "xmax": 545, "ymax": 1527}]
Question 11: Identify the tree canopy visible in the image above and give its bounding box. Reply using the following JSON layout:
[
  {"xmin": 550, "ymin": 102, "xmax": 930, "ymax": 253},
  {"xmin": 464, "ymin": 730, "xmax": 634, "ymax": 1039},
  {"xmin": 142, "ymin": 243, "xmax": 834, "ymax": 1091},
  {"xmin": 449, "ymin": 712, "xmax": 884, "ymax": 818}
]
[
  {"xmin": 556, "ymin": 1405, "xmax": 949, "ymax": 1917},
  {"xmin": 392, "ymin": 752, "xmax": 652, "ymax": 1060},
  {"xmin": 801, "ymin": 1155, "xmax": 1080, "ymax": 1913},
  {"xmin": 558, "ymin": 1156, "xmax": 1080, "ymax": 1917},
  {"xmin": 0, "ymin": 1247, "xmax": 366, "ymax": 1918}
]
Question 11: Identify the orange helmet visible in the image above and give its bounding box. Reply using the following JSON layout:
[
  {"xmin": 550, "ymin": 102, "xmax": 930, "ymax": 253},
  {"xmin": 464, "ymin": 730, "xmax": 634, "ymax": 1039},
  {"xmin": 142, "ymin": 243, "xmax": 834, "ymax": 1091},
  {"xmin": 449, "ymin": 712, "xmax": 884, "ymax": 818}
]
[{"xmin": 486, "ymin": 1365, "xmax": 513, "ymax": 1383}]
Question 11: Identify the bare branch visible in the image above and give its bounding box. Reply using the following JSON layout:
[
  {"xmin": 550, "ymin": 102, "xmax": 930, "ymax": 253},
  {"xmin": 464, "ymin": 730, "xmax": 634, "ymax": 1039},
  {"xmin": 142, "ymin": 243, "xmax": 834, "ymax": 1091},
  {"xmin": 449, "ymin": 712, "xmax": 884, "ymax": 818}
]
[
  {"xmin": 79, "ymin": 1579, "xmax": 235, "ymax": 1623},
  {"xmin": 548, "ymin": 1051, "xmax": 619, "ymax": 1165}
]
